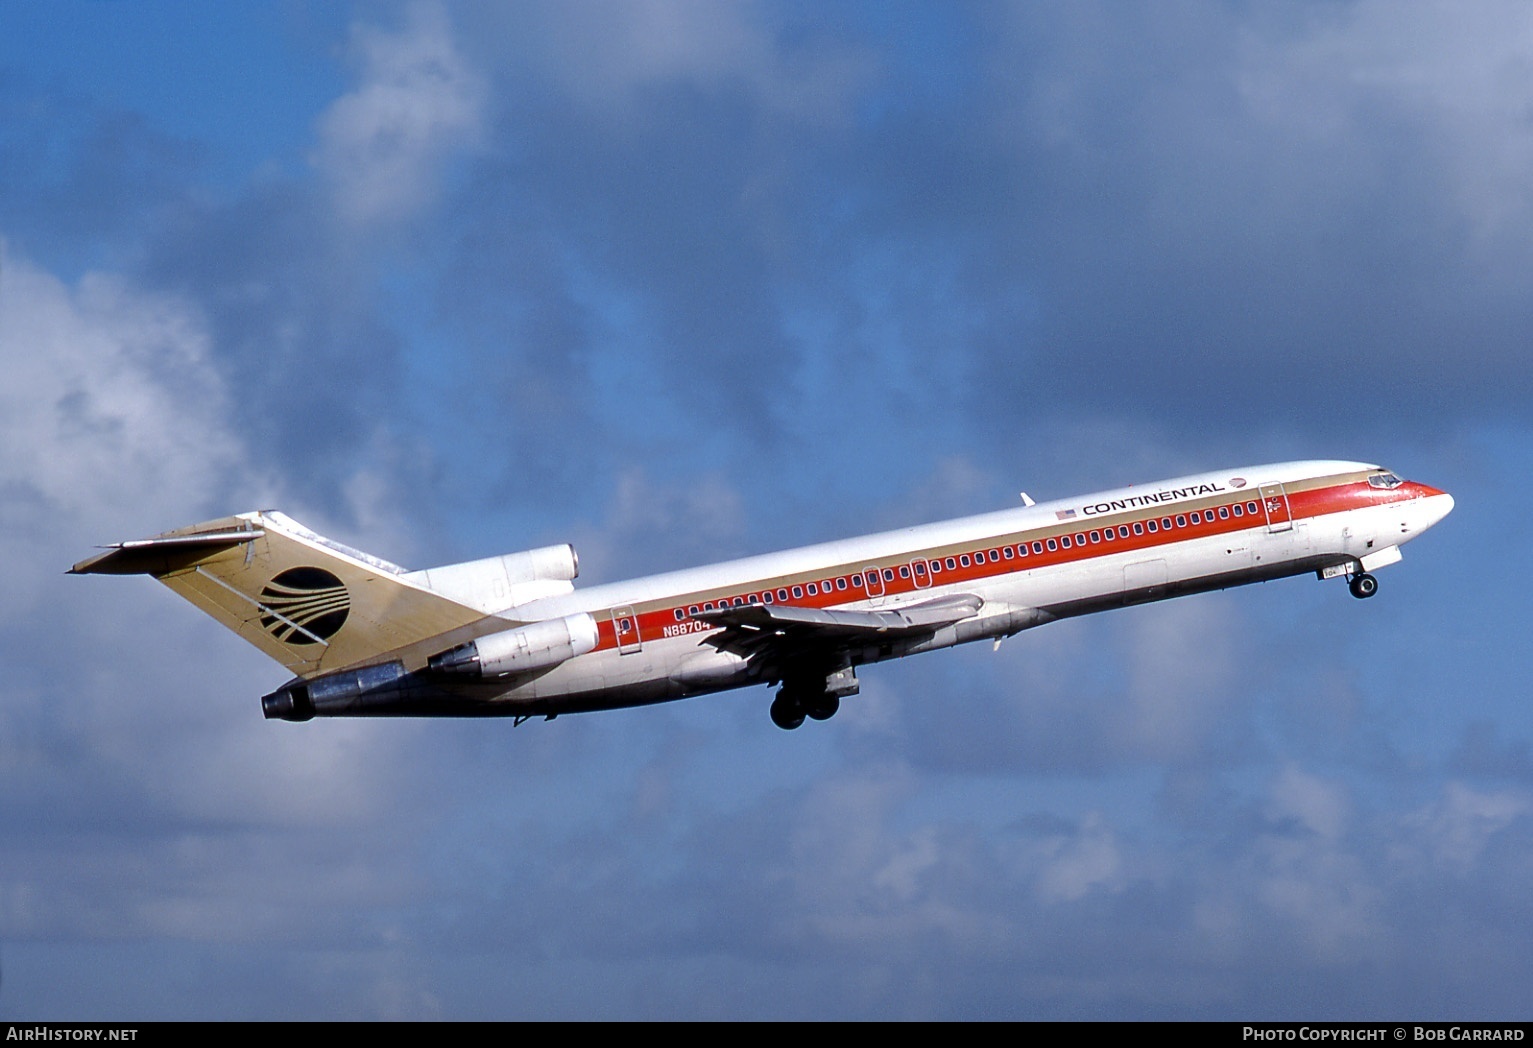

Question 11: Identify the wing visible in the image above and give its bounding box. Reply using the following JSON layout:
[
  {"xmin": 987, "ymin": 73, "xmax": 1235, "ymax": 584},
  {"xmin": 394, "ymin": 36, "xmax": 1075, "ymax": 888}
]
[{"xmin": 693, "ymin": 592, "xmax": 984, "ymax": 680}]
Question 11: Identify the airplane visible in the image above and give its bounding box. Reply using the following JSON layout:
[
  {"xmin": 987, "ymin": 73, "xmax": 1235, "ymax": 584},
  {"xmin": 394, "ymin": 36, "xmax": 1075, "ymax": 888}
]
[{"xmin": 70, "ymin": 460, "xmax": 1453, "ymax": 730}]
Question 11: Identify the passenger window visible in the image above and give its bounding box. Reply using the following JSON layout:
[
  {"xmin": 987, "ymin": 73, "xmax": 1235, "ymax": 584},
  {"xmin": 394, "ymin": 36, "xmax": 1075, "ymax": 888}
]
[
  {"xmin": 1047, "ymin": 538, "xmax": 1057, "ymax": 551},
  {"xmin": 883, "ymin": 568, "xmax": 894, "ymax": 581},
  {"xmin": 1090, "ymin": 531, "xmax": 1100, "ymax": 543},
  {"xmin": 1060, "ymin": 535, "xmax": 1072, "ymax": 549},
  {"xmin": 1032, "ymin": 541, "xmax": 1043, "ymax": 554},
  {"xmin": 1003, "ymin": 546, "xmax": 1014, "ymax": 559},
  {"xmin": 1190, "ymin": 511, "xmax": 1200, "ymax": 524},
  {"xmin": 1233, "ymin": 504, "xmax": 1243, "ymax": 517},
  {"xmin": 851, "ymin": 574, "xmax": 863, "ymax": 587},
  {"xmin": 762, "ymin": 592, "xmax": 774, "ymax": 603},
  {"xmin": 791, "ymin": 586, "xmax": 803, "ymax": 598},
  {"xmin": 946, "ymin": 558, "xmax": 956, "ymax": 570},
  {"xmin": 836, "ymin": 578, "xmax": 847, "ymax": 591},
  {"xmin": 1247, "ymin": 501, "xmax": 1259, "ymax": 514},
  {"xmin": 1175, "ymin": 515, "xmax": 1186, "ymax": 528},
  {"xmin": 1075, "ymin": 533, "xmax": 1086, "ymax": 545},
  {"xmin": 1119, "ymin": 525, "xmax": 1130, "ymax": 538},
  {"xmin": 899, "ymin": 566, "xmax": 910, "ymax": 579},
  {"xmin": 960, "ymin": 554, "xmax": 972, "ymax": 566},
  {"xmin": 914, "ymin": 562, "xmax": 926, "ymax": 576},
  {"xmin": 807, "ymin": 583, "xmax": 818, "ymax": 595},
  {"xmin": 1161, "ymin": 517, "xmax": 1172, "ymax": 530},
  {"xmin": 1147, "ymin": 520, "xmax": 1158, "ymax": 533},
  {"xmin": 777, "ymin": 588, "xmax": 789, "ymax": 601},
  {"xmin": 1219, "ymin": 506, "xmax": 1229, "ymax": 519}
]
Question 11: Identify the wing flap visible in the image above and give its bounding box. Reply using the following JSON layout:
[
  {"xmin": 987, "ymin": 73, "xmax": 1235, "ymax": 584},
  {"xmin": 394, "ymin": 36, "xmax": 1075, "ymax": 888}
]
[
  {"xmin": 695, "ymin": 592, "xmax": 983, "ymax": 636},
  {"xmin": 692, "ymin": 593, "xmax": 988, "ymax": 682}
]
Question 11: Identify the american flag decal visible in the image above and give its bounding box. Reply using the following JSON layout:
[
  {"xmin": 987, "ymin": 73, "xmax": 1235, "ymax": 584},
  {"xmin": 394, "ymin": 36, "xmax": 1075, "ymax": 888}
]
[{"xmin": 1056, "ymin": 508, "xmax": 1077, "ymax": 520}]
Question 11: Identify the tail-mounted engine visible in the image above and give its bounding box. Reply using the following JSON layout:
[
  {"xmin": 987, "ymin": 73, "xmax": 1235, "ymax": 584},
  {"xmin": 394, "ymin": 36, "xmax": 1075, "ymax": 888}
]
[
  {"xmin": 261, "ymin": 660, "xmax": 441, "ymax": 721},
  {"xmin": 426, "ymin": 613, "xmax": 599, "ymax": 679},
  {"xmin": 404, "ymin": 544, "xmax": 582, "ymax": 611}
]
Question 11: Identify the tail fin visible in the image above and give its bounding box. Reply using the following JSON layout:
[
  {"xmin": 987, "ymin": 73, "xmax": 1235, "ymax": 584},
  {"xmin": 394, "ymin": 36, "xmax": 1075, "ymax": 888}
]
[{"xmin": 70, "ymin": 511, "xmax": 485, "ymax": 678}]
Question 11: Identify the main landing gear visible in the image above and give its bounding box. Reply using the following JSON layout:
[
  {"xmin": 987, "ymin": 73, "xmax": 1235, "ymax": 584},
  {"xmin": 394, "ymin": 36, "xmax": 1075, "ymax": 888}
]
[
  {"xmin": 1348, "ymin": 572, "xmax": 1379, "ymax": 599},
  {"xmin": 769, "ymin": 666, "xmax": 859, "ymax": 730}
]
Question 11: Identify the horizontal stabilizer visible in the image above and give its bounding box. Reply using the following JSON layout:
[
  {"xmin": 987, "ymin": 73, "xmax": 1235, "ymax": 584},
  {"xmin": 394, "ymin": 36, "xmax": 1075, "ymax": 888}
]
[{"xmin": 70, "ymin": 525, "xmax": 265, "ymax": 576}]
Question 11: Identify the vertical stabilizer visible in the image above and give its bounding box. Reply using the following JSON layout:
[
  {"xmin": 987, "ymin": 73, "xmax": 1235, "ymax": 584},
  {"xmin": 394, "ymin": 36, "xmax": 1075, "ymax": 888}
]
[{"xmin": 70, "ymin": 512, "xmax": 485, "ymax": 677}]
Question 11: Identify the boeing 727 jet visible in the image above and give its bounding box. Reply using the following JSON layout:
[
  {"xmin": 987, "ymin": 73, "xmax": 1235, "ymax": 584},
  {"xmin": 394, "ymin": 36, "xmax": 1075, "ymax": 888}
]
[{"xmin": 71, "ymin": 460, "xmax": 1452, "ymax": 730}]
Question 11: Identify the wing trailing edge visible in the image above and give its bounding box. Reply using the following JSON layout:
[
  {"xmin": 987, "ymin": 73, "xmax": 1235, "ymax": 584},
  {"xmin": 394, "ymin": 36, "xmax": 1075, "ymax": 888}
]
[{"xmin": 694, "ymin": 592, "xmax": 983, "ymax": 636}]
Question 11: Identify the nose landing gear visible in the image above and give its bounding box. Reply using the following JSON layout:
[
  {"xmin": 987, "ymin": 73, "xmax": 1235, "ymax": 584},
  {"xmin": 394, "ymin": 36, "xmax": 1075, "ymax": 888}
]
[{"xmin": 1348, "ymin": 572, "xmax": 1378, "ymax": 599}]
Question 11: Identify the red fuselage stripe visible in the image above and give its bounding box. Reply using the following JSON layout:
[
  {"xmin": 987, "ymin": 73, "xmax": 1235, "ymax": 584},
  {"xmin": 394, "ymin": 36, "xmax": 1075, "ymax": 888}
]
[{"xmin": 591, "ymin": 478, "xmax": 1430, "ymax": 651}]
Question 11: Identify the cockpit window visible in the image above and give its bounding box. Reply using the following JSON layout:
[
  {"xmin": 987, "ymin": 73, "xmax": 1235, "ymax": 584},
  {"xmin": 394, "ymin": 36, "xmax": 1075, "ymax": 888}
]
[{"xmin": 1368, "ymin": 472, "xmax": 1404, "ymax": 489}]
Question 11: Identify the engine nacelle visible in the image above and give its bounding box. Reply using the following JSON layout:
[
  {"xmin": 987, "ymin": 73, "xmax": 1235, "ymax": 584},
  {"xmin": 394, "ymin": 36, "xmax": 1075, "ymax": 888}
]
[
  {"xmin": 404, "ymin": 544, "xmax": 581, "ymax": 612},
  {"xmin": 261, "ymin": 661, "xmax": 434, "ymax": 720},
  {"xmin": 427, "ymin": 613, "xmax": 599, "ymax": 678}
]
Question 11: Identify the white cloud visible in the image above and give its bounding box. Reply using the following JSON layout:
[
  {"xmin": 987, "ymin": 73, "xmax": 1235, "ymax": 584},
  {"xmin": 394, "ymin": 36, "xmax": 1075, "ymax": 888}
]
[
  {"xmin": 573, "ymin": 467, "xmax": 747, "ymax": 580},
  {"xmin": 1265, "ymin": 764, "xmax": 1350, "ymax": 840},
  {"xmin": 1031, "ymin": 812, "xmax": 1126, "ymax": 904},
  {"xmin": 0, "ymin": 240, "xmax": 431, "ymax": 949},
  {"xmin": 0, "ymin": 243, "xmax": 247, "ymax": 606},
  {"xmin": 313, "ymin": 3, "xmax": 485, "ymax": 226},
  {"xmin": 1114, "ymin": 596, "xmax": 1243, "ymax": 760},
  {"xmin": 1236, "ymin": 1, "xmax": 1533, "ymax": 247},
  {"xmin": 1398, "ymin": 781, "xmax": 1531, "ymax": 875},
  {"xmin": 514, "ymin": 0, "xmax": 875, "ymax": 126}
]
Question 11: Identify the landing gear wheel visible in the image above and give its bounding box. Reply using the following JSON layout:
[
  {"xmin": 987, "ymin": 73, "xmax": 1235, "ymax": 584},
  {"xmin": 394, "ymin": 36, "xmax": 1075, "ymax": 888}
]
[
  {"xmin": 1349, "ymin": 572, "xmax": 1378, "ymax": 599},
  {"xmin": 770, "ymin": 692, "xmax": 806, "ymax": 730},
  {"xmin": 805, "ymin": 694, "xmax": 840, "ymax": 721}
]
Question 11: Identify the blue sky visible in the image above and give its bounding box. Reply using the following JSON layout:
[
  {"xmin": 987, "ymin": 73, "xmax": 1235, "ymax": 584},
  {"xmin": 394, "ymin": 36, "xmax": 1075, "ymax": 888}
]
[{"xmin": 1, "ymin": 0, "xmax": 1530, "ymax": 1019}]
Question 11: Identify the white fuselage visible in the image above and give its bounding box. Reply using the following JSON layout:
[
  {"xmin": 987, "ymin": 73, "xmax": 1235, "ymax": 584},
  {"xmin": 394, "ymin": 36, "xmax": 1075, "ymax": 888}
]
[{"xmin": 460, "ymin": 459, "xmax": 1453, "ymax": 717}]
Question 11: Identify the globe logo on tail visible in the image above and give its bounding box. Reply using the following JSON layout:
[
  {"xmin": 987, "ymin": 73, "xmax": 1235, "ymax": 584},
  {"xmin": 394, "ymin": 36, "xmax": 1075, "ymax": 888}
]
[{"xmin": 259, "ymin": 567, "xmax": 350, "ymax": 645}]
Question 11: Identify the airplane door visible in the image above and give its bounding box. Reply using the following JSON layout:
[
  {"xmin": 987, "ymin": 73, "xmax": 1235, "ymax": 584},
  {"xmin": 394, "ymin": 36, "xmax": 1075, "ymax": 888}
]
[
  {"xmin": 863, "ymin": 565, "xmax": 886, "ymax": 606},
  {"xmin": 610, "ymin": 606, "xmax": 642, "ymax": 654},
  {"xmin": 1260, "ymin": 483, "xmax": 1293, "ymax": 533}
]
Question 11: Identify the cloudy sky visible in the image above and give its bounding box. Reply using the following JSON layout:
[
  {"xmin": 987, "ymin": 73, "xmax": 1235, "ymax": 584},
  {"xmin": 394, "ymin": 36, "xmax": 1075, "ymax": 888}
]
[{"xmin": 1, "ymin": 0, "xmax": 1529, "ymax": 1019}]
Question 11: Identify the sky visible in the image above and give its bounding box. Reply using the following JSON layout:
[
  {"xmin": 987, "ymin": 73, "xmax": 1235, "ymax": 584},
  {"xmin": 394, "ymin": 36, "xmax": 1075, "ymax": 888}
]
[{"xmin": 0, "ymin": 0, "xmax": 1530, "ymax": 1020}]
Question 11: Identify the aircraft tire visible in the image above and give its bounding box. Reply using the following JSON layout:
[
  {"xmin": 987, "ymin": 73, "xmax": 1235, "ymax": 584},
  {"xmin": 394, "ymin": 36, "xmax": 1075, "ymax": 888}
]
[
  {"xmin": 1349, "ymin": 572, "xmax": 1378, "ymax": 599},
  {"xmin": 770, "ymin": 692, "xmax": 806, "ymax": 730},
  {"xmin": 805, "ymin": 694, "xmax": 840, "ymax": 721}
]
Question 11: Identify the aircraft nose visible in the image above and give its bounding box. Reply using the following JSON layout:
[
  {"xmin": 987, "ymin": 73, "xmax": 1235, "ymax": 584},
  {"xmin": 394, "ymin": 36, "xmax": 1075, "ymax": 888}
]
[{"xmin": 1418, "ymin": 486, "xmax": 1454, "ymax": 529}]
